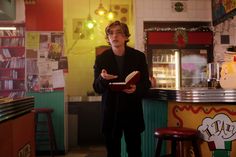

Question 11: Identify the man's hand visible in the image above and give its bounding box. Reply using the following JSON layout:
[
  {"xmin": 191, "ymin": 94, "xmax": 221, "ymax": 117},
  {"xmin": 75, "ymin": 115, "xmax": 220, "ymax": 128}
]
[
  {"xmin": 123, "ymin": 84, "xmax": 136, "ymax": 94},
  {"xmin": 101, "ymin": 69, "xmax": 118, "ymax": 80}
]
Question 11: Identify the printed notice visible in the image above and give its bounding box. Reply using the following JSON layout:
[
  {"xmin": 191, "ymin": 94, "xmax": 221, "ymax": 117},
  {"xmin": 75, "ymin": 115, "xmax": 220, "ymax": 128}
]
[
  {"xmin": 26, "ymin": 32, "xmax": 40, "ymax": 49},
  {"xmin": 52, "ymin": 69, "xmax": 65, "ymax": 88}
]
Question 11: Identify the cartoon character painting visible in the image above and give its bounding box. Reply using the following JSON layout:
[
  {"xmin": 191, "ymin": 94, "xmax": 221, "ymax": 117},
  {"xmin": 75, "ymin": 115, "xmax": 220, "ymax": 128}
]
[{"xmin": 198, "ymin": 114, "xmax": 236, "ymax": 157}]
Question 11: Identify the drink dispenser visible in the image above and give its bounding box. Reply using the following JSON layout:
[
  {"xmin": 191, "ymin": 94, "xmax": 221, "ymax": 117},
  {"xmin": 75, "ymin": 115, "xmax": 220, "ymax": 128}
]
[{"xmin": 207, "ymin": 63, "xmax": 220, "ymax": 88}]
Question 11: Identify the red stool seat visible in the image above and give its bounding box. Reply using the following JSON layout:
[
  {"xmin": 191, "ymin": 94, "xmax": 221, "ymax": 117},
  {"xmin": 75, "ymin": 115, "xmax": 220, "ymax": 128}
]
[
  {"xmin": 154, "ymin": 127, "xmax": 201, "ymax": 157},
  {"xmin": 33, "ymin": 108, "xmax": 57, "ymax": 157}
]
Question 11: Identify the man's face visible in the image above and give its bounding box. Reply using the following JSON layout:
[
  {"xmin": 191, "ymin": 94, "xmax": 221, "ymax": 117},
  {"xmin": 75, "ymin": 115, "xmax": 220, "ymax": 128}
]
[{"xmin": 107, "ymin": 25, "xmax": 127, "ymax": 48}]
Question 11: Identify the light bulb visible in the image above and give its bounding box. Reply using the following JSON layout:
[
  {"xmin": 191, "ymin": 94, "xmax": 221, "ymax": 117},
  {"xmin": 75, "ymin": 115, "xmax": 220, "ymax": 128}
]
[
  {"xmin": 85, "ymin": 14, "xmax": 96, "ymax": 29},
  {"xmin": 98, "ymin": 10, "xmax": 106, "ymax": 16},
  {"xmin": 87, "ymin": 21, "xmax": 95, "ymax": 29},
  {"xmin": 107, "ymin": 11, "xmax": 114, "ymax": 21},
  {"xmin": 95, "ymin": 3, "xmax": 107, "ymax": 16}
]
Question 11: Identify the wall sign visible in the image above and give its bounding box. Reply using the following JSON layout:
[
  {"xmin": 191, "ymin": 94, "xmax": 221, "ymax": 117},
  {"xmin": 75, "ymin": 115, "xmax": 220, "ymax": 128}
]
[{"xmin": 18, "ymin": 144, "xmax": 31, "ymax": 157}]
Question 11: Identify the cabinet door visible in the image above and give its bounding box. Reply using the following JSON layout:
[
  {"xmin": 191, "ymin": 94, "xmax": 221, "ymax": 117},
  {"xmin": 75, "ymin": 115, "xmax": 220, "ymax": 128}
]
[
  {"xmin": 181, "ymin": 49, "xmax": 208, "ymax": 88},
  {"xmin": 12, "ymin": 112, "xmax": 35, "ymax": 157},
  {"xmin": 0, "ymin": 120, "xmax": 13, "ymax": 157},
  {"xmin": 152, "ymin": 49, "xmax": 180, "ymax": 89}
]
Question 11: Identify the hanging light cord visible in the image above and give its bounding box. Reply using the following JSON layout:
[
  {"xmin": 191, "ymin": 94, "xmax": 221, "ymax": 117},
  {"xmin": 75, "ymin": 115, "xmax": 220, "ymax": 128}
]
[{"xmin": 89, "ymin": 0, "xmax": 91, "ymax": 16}]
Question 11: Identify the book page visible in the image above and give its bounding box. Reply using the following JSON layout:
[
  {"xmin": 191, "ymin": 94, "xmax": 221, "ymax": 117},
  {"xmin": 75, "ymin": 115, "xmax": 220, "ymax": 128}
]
[
  {"xmin": 109, "ymin": 71, "xmax": 140, "ymax": 91},
  {"xmin": 125, "ymin": 71, "xmax": 139, "ymax": 83}
]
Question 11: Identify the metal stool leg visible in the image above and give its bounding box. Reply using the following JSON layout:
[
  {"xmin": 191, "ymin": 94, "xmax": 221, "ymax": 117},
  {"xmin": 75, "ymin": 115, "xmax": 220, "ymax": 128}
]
[
  {"xmin": 155, "ymin": 138, "xmax": 163, "ymax": 157},
  {"xmin": 192, "ymin": 139, "xmax": 201, "ymax": 157},
  {"xmin": 34, "ymin": 108, "xmax": 57, "ymax": 157},
  {"xmin": 47, "ymin": 113, "xmax": 57, "ymax": 157},
  {"xmin": 171, "ymin": 140, "xmax": 177, "ymax": 157}
]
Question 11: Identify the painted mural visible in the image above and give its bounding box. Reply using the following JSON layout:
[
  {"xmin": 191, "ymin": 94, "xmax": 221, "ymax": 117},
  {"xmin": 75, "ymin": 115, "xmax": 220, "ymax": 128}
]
[
  {"xmin": 168, "ymin": 102, "xmax": 236, "ymax": 157},
  {"xmin": 212, "ymin": 0, "xmax": 236, "ymax": 25}
]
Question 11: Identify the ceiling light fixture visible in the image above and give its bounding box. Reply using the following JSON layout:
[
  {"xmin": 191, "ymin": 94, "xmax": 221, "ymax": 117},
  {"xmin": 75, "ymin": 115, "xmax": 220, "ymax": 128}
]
[
  {"xmin": 95, "ymin": 0, "xmax": 107, "ymax": 16},
  {"xmin": 106, "ymin": 0, "xmax": 115, "ymax": 21},
  {"xmin": 86, "ymin": 0, "xmax": 96, "ymax": 29},
  {"xmin": 86, "ymin": 15, "xmax": 96, "ymax": 29}
]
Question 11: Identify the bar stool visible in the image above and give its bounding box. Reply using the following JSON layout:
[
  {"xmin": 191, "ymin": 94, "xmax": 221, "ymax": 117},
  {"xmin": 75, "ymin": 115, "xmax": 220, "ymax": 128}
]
[
  {"xmin": 33, "ymin": 108, "xmax": 57, "ymax": 157},
  {"xmin": 154, "ymin": 127, "xmax": 201, "ymax": 157}
]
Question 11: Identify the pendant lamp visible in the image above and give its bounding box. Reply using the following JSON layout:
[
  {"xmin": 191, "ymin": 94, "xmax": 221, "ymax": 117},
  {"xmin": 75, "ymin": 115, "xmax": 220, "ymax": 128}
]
[
  {"xmin": 107, "ymin": 0, "xmax": 115, "ymax": 21},
  {"xmin": 86, "ymin": 0, "xmax": 96, "ymax": 29},
  {"xmin": 95, "ymin": 0, "xmax": 107, "ymax": 16}
]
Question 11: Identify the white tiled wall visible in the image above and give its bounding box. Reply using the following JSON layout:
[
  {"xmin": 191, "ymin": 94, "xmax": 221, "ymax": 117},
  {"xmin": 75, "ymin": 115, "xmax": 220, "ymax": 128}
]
[
  {"xmin": 213, "ymin": 17, "xmax": 236, "ymax": 62},
  {"xmin": 134, "ymin": 0, "xmax": 212, "ymax": 51}
]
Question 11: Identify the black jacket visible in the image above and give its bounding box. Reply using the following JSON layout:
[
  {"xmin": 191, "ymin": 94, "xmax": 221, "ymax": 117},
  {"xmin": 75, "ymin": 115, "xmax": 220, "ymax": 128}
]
[{"xmin": 93, "ymin": 46, "xmax": 151, "ymax": 134}]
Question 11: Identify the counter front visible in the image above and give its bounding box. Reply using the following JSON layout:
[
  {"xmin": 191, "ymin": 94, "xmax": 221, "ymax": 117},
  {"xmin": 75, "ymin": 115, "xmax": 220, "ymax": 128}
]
[
  {"xmin": 0, "ymin": 97, "xmax": 35, "ymax": 157},
  {"xmin": 145, "ymin": 88, "xmax": 236, "ymax": 157}
]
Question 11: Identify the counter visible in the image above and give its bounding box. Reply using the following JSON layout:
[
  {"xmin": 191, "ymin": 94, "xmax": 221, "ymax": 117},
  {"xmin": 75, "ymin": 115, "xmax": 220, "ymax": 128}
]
[
  {"xmin": 68, "ymin": 100, "xmax": 104, "ymax": 146},
  {"xmin": 148, "ymin": 87, "xmax": 236, "ymax": 102},
  {"xmin": 0, "ymin": 97, "xmax": 35, "ymax": 157},
  {"xmin": 68, "ymin": 89, "xmax": 236, "ymax": 157},
  {"xmin": 0, "ymin": 97, "xmax": 34, "ymax": 122},
  {"xmin": 144, "ymin": 88, "xmax": 236, "ymax": 157}
]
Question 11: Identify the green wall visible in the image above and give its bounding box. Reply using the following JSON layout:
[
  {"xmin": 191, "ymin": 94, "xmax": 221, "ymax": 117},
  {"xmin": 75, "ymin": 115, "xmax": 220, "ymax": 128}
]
[{"xmin": 27, "ymin": 91, "xmax": 65, "ymax": 152}]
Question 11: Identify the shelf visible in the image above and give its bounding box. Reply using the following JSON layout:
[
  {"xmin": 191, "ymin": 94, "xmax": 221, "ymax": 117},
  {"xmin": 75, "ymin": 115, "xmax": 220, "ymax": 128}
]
[
  {"xmin": 182, "ymin": 77, "xmax": 206, "ymax": 79},
  {"xmin": 153, "ymin": 62, "xmax": 175, "ymax": 64},
  {"xmin": 0, "ymin": 89, "xmax": 25, "ymax": 92},
  {"xmin": 0, "ymin": 24, "xmax": 25, "ymax": 98},
  {"xmin": 0, "ymin": 68, "xmax": 24, "ymax": 70},
  {"xmin": 0, "ymin": 36, "xmax": 24, "ymax": 38},
  {"xmin": 0, "ymin": 78, "xmax": 24, "ymax": 81},
  {"xmin": 0, "ymin": 46, "xmax": 24, "ymax": 49},
  {"xmin": 154, "ymin": 76, "xmax": 176, "ymax": 79}
]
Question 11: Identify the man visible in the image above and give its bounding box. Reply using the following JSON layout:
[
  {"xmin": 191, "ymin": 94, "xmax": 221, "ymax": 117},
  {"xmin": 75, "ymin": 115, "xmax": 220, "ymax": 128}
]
[{"xmin": 93, "ymin": 21, "xmax": 151, "ymax": 157}]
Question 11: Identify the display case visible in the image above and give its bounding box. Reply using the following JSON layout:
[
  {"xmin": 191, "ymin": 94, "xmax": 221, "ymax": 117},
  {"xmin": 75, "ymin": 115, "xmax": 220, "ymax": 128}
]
[
  {"xmin": 146, "ymin": 31, "xmax": 213, "ymax": 90},
  {"xmin": 0, "ymin": 23, "xmax": 25, "ymax": 98}
]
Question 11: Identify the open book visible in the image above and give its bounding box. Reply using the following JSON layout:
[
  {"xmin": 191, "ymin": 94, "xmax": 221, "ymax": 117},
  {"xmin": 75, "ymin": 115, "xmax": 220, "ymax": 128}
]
[{"xmin": 109, "ymin": 71, "xmax": 140, "ymax": 91}]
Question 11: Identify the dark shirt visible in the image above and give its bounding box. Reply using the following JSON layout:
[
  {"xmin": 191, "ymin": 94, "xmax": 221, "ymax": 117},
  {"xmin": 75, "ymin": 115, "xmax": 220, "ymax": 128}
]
[{"xmin": 115, "ymin": 55, "xmax": 124, "ymax": 76}]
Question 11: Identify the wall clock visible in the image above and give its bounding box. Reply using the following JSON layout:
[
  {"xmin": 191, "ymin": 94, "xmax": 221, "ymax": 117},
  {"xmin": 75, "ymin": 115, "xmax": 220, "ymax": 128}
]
[{"xmin": 174, "ymin": 2, "xmax": 184, "ymax": 12}]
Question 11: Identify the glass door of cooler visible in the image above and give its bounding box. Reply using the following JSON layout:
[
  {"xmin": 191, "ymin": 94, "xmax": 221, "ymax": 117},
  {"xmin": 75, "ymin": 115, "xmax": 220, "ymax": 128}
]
[
  {"xmin": 152, "ymin": 49, "xmax": 180, "ymax": 89},
  {"xmin": 181, "ymin": 49, "xmax": 208, "ymax": 88}
]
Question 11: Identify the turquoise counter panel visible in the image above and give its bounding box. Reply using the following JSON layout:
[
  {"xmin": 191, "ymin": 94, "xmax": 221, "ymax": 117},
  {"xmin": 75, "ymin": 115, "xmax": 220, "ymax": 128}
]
[
  {"xmin": 121, "ymin": 99, "xmax": 168, "ymax": 157},
  {"xmin": 26, "ymin": 91, "xmax": 65, "ymax": 152}
]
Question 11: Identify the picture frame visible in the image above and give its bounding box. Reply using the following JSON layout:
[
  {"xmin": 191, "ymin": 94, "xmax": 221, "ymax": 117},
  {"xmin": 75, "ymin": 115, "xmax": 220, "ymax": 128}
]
[{"xmin": 212, "ymin": 0, "xmax": 236, "ymax": 26}]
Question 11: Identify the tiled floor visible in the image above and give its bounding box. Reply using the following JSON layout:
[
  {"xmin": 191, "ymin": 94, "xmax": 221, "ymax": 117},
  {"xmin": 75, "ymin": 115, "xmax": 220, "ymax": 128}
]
[{"xmin": 39, "ymin": 145, "xmax": 106, "ymax": 157}]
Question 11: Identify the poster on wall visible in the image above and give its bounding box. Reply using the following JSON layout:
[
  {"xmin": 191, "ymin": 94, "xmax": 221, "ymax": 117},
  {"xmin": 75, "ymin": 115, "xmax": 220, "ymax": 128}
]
[
  {"xmin": 212, "ymin": 0, "xmax": 236, "ymax": 26},
  {"xmin": 26, "ymin": 31, "xmax": 68, "ymax": 92}
]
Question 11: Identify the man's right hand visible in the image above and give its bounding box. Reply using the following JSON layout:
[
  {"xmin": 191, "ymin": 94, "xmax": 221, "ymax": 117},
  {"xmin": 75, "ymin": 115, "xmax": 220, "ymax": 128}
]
[{"xmin": 101, "ymin": 69, "xmax": 118, "ymax": 80}]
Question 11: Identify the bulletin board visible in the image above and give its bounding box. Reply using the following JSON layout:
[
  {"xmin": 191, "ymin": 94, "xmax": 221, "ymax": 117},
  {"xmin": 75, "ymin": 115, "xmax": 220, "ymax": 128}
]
[
  {"xmin": 25, "ymin": 31, "xmax": 68, "ymax": 92},
  {"xmin": 212, "ymin": 0, "xmax": 236, "ymax": 26}
]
